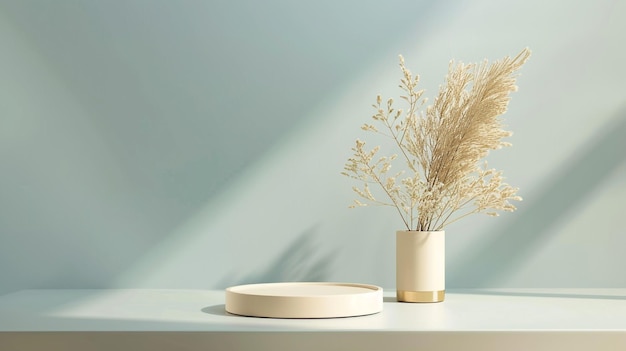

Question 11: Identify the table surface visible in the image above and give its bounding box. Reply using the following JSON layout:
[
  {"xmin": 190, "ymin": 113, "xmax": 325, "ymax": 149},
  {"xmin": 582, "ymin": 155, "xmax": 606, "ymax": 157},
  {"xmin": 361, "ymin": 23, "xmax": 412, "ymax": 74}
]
[
  {"xmin": 2, "ymin": 288, "xmax": 626, "ymax": 351},
  {"xmin": 1, "ymin": 288, "xmax": 625, "ymax": 332}
]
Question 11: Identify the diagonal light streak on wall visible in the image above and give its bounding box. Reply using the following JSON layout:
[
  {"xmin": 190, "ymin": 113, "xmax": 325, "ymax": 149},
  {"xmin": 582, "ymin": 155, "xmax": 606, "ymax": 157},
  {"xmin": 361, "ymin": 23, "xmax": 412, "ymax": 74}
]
[
  {"xmin": 115, "ymin": 0, "xmax": 626, "ymax": 289},
  {"xmin": 1, "ymin": 0, "xmax": 625, "ymax": 293}
]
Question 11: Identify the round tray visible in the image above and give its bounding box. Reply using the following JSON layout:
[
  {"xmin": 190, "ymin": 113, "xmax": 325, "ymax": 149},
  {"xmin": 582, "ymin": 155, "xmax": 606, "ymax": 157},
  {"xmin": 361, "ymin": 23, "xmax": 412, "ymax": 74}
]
[{"xmin": 225, "ymin": 282, "xmax": 383, "ymax": 318}]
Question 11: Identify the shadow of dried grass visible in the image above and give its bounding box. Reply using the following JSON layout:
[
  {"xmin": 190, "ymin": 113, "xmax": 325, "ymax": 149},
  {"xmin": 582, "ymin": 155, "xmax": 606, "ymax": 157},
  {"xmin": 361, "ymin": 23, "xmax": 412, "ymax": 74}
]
[
  {"xmin": 448, "ymin": 105, "xmax": 626, "ymax": 287},
  {"xmin": 216, "ymin": 226, "xmax": 336, "ymax": 288}
]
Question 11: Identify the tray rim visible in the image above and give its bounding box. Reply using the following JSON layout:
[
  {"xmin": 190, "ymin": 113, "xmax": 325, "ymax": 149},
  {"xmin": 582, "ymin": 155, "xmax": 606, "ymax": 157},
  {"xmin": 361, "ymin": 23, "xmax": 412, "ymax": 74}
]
[{"xmin": 226, "ymin": 282, "xmax": 382, "ymax": 297}]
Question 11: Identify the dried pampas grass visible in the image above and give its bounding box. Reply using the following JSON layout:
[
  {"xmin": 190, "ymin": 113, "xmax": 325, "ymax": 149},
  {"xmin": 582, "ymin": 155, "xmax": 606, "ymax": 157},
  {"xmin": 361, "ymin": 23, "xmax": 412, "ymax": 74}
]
[{"xmin": 342, "ymin": 48, "xmax": 531, "ymax": 231}]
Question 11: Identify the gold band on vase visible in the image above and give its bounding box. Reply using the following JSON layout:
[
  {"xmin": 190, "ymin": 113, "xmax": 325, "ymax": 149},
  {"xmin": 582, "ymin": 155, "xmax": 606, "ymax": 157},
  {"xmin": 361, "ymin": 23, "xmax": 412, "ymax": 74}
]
[{"xmin": 397, "ymin": 290, "xmax": 445, "ymax": 303}]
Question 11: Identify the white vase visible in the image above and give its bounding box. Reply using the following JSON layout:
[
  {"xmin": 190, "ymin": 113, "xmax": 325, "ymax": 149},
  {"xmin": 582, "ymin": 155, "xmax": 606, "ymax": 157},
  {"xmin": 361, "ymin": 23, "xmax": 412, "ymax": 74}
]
[{"xmin": 396, "ymin": 230, "xmax": 445, "ymax": 303}]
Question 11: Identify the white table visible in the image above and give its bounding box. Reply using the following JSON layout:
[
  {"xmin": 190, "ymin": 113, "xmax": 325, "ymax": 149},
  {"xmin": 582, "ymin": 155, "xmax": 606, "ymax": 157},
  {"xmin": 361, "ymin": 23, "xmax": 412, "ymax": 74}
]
[{"xmin": 1, "ymin": 289, "xmax": 625, "ymax": 350}]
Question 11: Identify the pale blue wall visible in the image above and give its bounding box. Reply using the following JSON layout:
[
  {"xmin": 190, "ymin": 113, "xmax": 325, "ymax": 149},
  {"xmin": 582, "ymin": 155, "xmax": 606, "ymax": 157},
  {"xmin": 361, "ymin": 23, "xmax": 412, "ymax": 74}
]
[{"xmin": 1, "ymin": 0, "xmax": 625, "ymax": 295}]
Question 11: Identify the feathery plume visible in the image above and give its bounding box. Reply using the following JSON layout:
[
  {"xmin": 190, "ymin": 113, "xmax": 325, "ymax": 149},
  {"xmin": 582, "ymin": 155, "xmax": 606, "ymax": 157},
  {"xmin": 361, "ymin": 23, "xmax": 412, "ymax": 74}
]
[{"xmin": 342, "ymin": 48, "xmax": 531, "ymax": 231}]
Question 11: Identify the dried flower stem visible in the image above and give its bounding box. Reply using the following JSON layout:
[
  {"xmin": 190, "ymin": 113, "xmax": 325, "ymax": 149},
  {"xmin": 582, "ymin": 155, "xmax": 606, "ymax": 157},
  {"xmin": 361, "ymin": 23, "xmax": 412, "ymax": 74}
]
[{"xmin": 343, "ymin": 48, "xmax": 530, "ymax": 231}]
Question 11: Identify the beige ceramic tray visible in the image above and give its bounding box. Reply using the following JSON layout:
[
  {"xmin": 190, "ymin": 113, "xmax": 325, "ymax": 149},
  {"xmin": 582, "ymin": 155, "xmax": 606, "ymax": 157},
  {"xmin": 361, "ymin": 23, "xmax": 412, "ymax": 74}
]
[{"xmin": 225, "ymin": 282, "xmax": 383, "ymax": 318}]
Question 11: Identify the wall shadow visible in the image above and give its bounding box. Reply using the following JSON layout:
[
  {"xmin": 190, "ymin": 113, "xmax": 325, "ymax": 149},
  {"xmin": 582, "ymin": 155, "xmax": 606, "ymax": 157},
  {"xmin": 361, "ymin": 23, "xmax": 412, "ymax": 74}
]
[
  {"xmin": 0, "ymin": 0, "xmax": 447, "ymax": 295},
  {"xmin": 216, "ymin": 227, "xmax": 337, "ymax": 288},
  {"xmin": 448, "ymin": 105, "xmax": 626, "ymax": 287}
]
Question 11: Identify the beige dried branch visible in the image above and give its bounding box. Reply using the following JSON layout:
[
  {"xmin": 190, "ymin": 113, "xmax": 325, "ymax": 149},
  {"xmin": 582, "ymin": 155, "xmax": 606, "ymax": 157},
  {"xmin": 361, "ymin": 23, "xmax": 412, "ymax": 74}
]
[{"xmin": 342, "ymin": 48, "xmax": 530, "ymax": 231}]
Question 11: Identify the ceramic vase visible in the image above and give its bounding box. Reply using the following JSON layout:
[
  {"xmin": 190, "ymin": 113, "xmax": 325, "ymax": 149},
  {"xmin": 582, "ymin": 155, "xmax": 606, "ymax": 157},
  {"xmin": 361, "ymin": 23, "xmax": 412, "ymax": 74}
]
[{"xmin": 396, "ymin": 230, "xmax": 445, "ymax": 303}]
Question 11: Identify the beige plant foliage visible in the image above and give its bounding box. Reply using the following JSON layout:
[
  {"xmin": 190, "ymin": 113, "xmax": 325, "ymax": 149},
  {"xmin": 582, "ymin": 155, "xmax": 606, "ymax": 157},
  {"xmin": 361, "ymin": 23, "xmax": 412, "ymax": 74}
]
[{"xmin": 342, "ymin": 48, "xmax": 531, "ymax": 231}]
